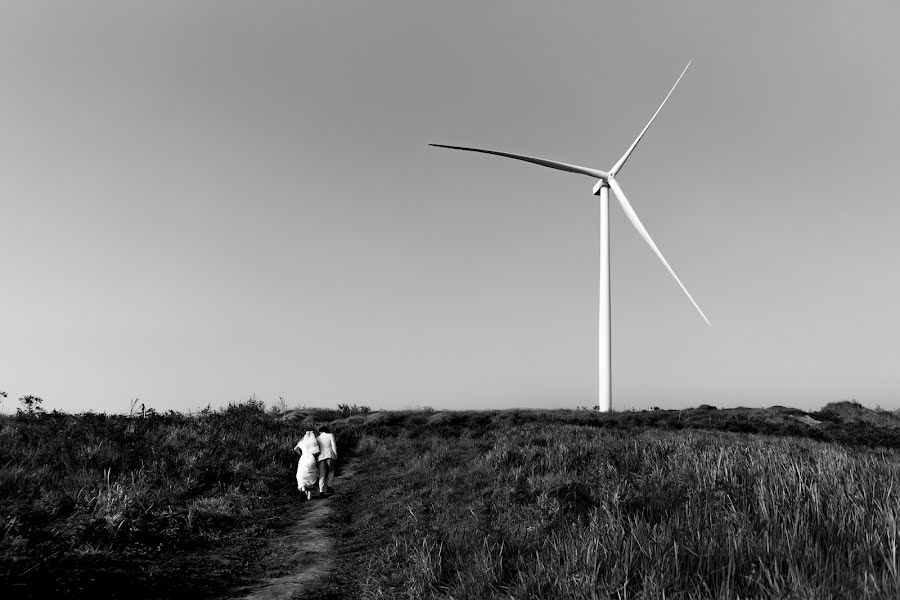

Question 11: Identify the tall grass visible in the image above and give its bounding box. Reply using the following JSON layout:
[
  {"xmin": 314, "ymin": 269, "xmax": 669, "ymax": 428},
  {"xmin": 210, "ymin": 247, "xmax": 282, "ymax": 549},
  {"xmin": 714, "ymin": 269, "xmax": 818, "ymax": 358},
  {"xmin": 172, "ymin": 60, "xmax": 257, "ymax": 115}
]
[
  {"xmin": 5, "ymin": 403, "xmax": 900, "ymax": 598},
  {"xmin": 353, "ymin": 423, "xmax": 900, "ymax": 599},
  {"xmin": 0, "ymin": 402, "xmax": 341, "ymax": 592}
]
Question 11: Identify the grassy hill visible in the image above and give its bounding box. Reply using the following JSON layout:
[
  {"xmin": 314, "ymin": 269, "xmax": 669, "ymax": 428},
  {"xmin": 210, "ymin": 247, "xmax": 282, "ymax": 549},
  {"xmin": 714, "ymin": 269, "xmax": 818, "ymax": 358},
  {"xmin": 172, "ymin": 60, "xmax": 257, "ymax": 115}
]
[{"xmin": 2, "ymin": 400, "xmax": 900, "ymax": 598}]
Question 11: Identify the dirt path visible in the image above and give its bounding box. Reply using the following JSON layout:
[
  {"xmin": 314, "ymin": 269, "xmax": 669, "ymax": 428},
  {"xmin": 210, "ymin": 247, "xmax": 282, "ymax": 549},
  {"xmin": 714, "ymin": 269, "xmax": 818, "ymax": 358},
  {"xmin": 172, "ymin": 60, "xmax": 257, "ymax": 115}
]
[{"xmin": 235, "ymin": 462, "xmax": 356, "ymax": 600}]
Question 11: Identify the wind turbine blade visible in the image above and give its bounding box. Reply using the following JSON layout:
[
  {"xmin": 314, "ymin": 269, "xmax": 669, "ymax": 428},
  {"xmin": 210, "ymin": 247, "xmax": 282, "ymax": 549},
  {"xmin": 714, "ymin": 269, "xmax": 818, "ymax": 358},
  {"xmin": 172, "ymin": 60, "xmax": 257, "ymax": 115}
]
[
  {"xmin": 609, "ymin": 61, "xmax": 691, "ymax": 177},
  {"xmin": 607, "ymin": 176, "xmax": 711, "ymax": 326},
  {"xmin": 429, "ymin": 144, "xmax": 608, "ymax": 179}
]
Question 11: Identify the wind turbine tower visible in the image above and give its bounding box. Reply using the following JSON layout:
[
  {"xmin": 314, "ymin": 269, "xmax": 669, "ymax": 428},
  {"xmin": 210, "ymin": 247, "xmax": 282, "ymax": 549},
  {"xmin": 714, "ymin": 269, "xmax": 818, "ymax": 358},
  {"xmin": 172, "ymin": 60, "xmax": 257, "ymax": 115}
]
[{"xmin": 431, "ymin": 62, "xmax": 710, "ymax": 412}]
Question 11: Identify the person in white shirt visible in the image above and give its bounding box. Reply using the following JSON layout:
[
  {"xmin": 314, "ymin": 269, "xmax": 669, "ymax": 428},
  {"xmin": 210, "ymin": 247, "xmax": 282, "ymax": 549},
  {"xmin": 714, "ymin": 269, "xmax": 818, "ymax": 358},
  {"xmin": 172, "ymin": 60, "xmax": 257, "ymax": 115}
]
[{"xmin": 316, "ymin": 425, "xmax": 338, "ymax": 496}]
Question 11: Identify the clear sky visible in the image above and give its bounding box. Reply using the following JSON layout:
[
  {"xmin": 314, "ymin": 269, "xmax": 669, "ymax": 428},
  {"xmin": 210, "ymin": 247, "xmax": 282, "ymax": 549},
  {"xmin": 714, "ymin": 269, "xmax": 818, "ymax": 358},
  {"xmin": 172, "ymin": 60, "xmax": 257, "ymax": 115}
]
[{"xmin": 2, "ymin": 1, "xmax": 900, "ymax": 414}]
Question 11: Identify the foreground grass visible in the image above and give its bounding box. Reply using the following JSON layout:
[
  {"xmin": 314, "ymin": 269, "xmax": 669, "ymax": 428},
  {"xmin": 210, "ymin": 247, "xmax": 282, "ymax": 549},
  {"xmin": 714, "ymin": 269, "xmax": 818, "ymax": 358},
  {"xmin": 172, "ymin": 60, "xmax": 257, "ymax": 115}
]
[
  {"xmin": 0, "ymin": 401, "xmax": 342, "ymax": 597},
  {"xmin": 3, "ymin": 401, "xmax": 900, "ymax": 598},
  {"xmin": 344, "ymin": 415, "xmax": 900, "ymax": 599}
]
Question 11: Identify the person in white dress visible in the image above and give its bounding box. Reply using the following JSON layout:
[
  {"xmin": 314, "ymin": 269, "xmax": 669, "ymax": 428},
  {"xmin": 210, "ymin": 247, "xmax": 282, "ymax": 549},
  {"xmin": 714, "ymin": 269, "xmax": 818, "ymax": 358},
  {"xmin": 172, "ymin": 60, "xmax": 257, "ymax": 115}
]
[
  {"xmin": 316, "ymin": 425, "xmax": 338, "ymax": 496},
  {"xmin": 293, "ymin": 430, "xmax": 320, "ymax": 500}
]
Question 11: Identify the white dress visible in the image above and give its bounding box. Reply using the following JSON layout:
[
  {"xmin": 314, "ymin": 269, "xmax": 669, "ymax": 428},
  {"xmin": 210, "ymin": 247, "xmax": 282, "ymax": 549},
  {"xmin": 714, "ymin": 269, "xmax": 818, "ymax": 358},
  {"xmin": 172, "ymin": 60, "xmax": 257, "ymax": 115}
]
[{"xmin": 294, "ymin": 431, "xmax": 320, "ymax": 490}]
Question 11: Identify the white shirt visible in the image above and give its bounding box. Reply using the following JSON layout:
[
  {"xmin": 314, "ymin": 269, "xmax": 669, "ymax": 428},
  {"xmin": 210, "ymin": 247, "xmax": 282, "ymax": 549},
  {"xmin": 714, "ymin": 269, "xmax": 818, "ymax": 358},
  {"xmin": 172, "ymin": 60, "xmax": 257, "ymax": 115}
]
[{"xmin": 316, "ymin": 432, "xmax": 337, "ymax": 461}]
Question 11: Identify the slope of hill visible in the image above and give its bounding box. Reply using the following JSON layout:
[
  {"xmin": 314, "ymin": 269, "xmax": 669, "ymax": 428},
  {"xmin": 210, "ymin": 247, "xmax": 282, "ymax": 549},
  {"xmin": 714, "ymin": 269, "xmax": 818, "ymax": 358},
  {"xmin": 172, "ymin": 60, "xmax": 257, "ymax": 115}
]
[{"xmin": 2, "ymin": 400, "xmax": 899, "ymax": 598}]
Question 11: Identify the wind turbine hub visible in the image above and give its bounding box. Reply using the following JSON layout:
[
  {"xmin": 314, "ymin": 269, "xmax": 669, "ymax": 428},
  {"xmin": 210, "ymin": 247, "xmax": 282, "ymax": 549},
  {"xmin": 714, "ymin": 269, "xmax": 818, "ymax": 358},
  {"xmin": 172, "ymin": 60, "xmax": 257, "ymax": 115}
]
[{"xmin": 592, "ymin": 178, "xmax": 610, "ymax": 196}]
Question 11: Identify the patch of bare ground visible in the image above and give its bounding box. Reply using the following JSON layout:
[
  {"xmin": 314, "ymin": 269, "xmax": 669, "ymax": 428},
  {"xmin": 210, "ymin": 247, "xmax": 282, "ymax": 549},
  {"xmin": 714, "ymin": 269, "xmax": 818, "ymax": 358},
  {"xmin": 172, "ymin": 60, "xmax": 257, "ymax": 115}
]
[
  {"xmin": 231, "ymin": 461, "xmax": 361, "ymax": 600},
  {"xmin": 794, "ymin": 414, "xmax": 822, "ymax": 427}
]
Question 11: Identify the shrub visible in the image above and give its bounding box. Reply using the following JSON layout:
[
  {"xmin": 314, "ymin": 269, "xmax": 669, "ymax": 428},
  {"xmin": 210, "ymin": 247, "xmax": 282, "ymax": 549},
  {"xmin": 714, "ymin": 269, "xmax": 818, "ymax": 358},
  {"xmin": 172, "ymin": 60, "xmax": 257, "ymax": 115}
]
[
  {"xmin": 16, "ymin": 395, "xmax": 44, "ymax": 417},
  {"xmin": 337, "ymin": 404, "xmax": 372, "ymax": 417}
]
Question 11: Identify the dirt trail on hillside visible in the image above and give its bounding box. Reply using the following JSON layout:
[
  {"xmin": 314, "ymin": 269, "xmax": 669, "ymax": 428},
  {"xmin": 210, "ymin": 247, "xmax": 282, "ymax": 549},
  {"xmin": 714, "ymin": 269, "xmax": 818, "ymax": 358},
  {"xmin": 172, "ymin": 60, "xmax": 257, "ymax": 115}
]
[{"xmin": 236, "ymin": 463, "xmax": 355, "ymax": 600}]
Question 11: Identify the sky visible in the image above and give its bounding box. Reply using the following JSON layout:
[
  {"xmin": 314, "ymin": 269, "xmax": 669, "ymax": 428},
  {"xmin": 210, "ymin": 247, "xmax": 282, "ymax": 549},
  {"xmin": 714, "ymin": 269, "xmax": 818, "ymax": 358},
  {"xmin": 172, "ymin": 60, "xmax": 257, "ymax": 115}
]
[{"xmin": 2, "ymin": 1, "xmax": 900, "ymax": 414}]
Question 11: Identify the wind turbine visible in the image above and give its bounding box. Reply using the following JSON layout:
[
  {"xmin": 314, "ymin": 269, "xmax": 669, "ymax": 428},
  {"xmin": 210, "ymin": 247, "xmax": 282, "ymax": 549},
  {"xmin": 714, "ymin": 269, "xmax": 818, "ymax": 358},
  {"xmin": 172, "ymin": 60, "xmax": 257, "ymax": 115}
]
[{"xmin": 430, "ymin": 61, "xmax": 710, "ymax": 412}]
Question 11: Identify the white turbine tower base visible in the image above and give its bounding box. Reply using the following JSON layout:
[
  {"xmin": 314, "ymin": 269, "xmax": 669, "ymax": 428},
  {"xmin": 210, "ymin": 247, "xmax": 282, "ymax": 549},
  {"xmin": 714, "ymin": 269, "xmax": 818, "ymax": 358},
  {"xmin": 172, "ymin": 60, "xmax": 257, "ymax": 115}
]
[{"xmin": 431, "ymin": 61, "xmax": 710, "ymax": 412}]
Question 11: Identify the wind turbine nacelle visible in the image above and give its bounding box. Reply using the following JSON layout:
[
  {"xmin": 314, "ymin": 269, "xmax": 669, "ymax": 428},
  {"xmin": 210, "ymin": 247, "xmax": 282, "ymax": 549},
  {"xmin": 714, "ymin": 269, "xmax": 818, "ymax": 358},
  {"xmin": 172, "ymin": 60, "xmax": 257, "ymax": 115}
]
[{"xmin": 593, "ymin": 179, "xmax": 610, "ymax": 196}]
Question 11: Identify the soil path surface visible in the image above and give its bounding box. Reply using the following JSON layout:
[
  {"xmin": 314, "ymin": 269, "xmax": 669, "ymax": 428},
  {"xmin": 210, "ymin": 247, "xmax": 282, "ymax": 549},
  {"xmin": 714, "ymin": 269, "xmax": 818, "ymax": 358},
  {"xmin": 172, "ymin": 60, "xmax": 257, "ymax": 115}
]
[{"xmin": 234, "ymin": 462, "xmax": 357, "ymax": 600}]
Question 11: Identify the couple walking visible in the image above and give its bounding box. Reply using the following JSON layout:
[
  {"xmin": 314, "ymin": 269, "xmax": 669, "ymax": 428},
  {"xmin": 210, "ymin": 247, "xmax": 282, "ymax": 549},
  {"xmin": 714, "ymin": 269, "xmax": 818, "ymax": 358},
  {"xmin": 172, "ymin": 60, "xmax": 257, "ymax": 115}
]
[{"xmin": 294, "ymin": 425, "xmax": 338, "ymax": 500}]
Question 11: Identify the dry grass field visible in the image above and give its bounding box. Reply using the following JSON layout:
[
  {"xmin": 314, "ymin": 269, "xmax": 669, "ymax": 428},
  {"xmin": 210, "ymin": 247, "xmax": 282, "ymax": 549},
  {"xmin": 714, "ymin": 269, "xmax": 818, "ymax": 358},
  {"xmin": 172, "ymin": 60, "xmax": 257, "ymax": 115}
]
[{"xmin": 2, "ymin": 399, "xmax": 900, "ymax": 598}]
